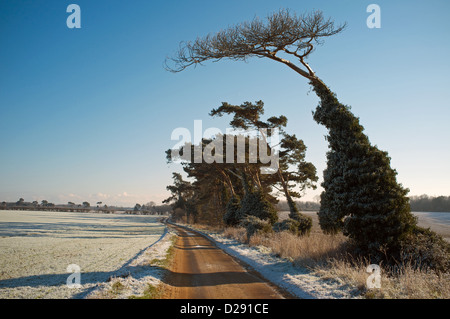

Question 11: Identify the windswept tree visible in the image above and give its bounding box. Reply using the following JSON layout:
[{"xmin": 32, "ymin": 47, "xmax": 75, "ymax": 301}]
[
  {"xmin": 210, "ymin": 100, "xmax": 318, "ymax": 233},
  {"xmin": 165, "ymin": 9, "xmax": 344, "ymax": 84},
  {"xmin": 166, "ymin": 9, "xmax": 418, "ymax": 258}
]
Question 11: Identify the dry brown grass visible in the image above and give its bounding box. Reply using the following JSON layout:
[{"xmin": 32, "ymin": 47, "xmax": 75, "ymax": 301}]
[
  {"xmin": 315, "ymin": 257, "xmax": 450, "ymax": 299},
  {"xmin": 388, "ymin": 264, "xmax": 450, "ymax": 299},
  {"xmin": 223, "ymin": 224, "xmax": 347, "ymax": 267},
  {"xmin": 220, "ymin": 224, "xmax": 450, "ymax": 299},
  {"xmin": 251, "ymin": 231, "xmax": 347, "ymax": 269}
]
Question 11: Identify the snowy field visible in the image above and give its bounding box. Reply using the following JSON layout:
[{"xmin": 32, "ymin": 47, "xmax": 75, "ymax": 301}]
[{"xmin": 0, "ymin": 210, "xmax": 168, "ymax": 299}]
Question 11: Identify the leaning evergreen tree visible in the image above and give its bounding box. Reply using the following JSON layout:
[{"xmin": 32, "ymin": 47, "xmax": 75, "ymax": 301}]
[
  {"xmin": 313, "ymin": 85, "xmax": 417, "ymax": 256},
  {"xmin": 166, "ymin": 9, "xmax": 419, "ymax": 258}
]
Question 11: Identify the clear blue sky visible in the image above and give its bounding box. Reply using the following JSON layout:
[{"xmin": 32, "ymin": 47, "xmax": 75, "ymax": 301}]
[{"xmin": 1, "ymin": 0, "xmax": 449, "ymax": 207}]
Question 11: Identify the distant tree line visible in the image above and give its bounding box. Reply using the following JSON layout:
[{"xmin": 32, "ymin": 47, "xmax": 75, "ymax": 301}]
[
  {"xmin": 125, "ymin": 202, "xmax": 172, "ymax": 215},
  {"xmin": 0, "ymin": 199, "xmax": 171, "ymax": 215},
  {"xmin": 0, "ymin": 198, "xmax": 92, "ymax": 209},
  {"xmin": 275, "ymin": 200, "xmax": 321, "ymax": 212},
  {"xmin": 409, "ymin": 195, "xmax": 450, "ymax": 212}
]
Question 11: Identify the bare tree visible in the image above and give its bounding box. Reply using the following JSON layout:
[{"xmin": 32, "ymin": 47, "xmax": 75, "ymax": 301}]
[{"xmin": 165, "ymin": 9, "xmax": 345, "ymax": 91}]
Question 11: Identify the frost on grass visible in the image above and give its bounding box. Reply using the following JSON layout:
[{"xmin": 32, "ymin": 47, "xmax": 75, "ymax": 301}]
[
  {"xmin": 0, "ymin": 210, "xmax": 170, "ymax": 299},
  {"xmin": 212, "ymin": 234, "xmax": 360, "ymax": 299},
  {"xmin": 86, "ymin": 230, "xmax": 175, "ymax": 299},
  {"xmin": 181, "ymin": 224, "xmax": 360, "ymax": 299}
]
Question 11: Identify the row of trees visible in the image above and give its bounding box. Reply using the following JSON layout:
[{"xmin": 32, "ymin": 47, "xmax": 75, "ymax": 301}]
[
  {"xmin": 271, "ymin": 196, "xmax": 450, "ymax": 213},
  {"xmin": 1, "ymin": 199, "xmax": 98, "ymax": 209},
  {"xmin": 1, "ymin": 198, "xmax": 172, "ymax": 216},
  {"xmin": 276, "ymin": 200, "xmax": 321, "ymax": 212},
  {"xmin": 164, "ymin": 9, "xmax": 449, "ymax": 268},
  {"xmin": 410, "ymin": 195, "xmax": 450, "ymax": 212},
  {"xmin": 129, "ymin": 202, "xmax": 172, "ymax": 215},
  {"xmin": 164, "ymin": 100, "xmax": 318, "ymax": 237}
]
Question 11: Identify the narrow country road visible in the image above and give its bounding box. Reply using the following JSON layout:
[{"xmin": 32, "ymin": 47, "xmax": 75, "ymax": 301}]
[{"xmin": 163, "ymin": 223, "xmax": 292, "ymax": 299}]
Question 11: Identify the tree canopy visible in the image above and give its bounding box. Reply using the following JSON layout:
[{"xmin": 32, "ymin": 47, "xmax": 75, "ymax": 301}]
[{"xmin": 166, "ymin": 100, "xmax": 317, "ymax": 234}]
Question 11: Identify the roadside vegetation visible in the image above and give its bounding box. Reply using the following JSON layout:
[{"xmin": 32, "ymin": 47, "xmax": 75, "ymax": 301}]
[
  {"xmin": 163, "ymin": 9, "xmax": 450, "ymax": 299},
  {"xmin": 129, "ymin": 235, "xmax": 177, "ymax": 299},
  {"xmin": 87, "ymin": 232, "xmax": 178, "ymax": 299},
  {"xmin": 193, "ymin": 219, "xmax": 450, "ymax": 299}
]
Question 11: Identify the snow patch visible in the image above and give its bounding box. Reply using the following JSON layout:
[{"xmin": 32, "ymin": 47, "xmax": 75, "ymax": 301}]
[
  {"xmin": 178, "ymin": 224, "xmax": 360, "ymax": 299},
  {"xmin": 85, "ymin": 227, "xmax": 175, "ymax": 299}
]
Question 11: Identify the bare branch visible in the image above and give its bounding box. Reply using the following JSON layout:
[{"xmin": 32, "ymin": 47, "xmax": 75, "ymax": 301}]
[{"xmin": 165, "ymin": 9, "xmax": 346, "ymax": 79}]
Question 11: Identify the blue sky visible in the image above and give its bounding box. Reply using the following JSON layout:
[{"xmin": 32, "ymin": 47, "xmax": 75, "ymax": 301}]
[{"xmin": 1, "ymin": 0, "xmax": 449, "ymax": 207}]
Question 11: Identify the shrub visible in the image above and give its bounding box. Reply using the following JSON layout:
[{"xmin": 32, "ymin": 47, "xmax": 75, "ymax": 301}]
[
  {"xmin": 273, "ymin": 214, "xmax": 312, "ymax": 237},
  {"xmin": 240, "ymin": 215, "xmax": 272, "ymax": 242},
  {"xmin": 290, "ymin": 211, "xmax": 313, "ymax": 236},
  {"xmin": 273, "ymin": 218, "xmax": 300, "ymax": 235},
  {"xmin": 399, "ymin": 226, "xmax": 450, "ymax": 272},
  {"xmin": 238, "ymin": 190, "xmax": 278, "ymax": 224}
]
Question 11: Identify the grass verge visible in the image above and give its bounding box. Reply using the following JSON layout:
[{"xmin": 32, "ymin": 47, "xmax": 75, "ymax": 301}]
[
  {"xmin": 218, "ymin": 225, "xmax": 449, "ymax": 299},
  {"xmin": 130, "ymin": 234, "xmax": 177, "ymax": 299}
]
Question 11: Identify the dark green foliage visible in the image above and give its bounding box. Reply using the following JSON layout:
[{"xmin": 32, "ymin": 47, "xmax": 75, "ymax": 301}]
[
  {"xmin": 312, "ymin": 81, "xmax": 418, "ymax": 257},
  {"xmin": 184, "ymin": 199, "xmax": 199, "ymax": 224},
  {"xmin": 289, "ymin": 211, "xmax": 313, "ymax": 236},
  {"xmin": 286, "ymin": 197, "xmax": 299, "ymax": 214},
  {"xmin": 240, "ymin": 215, "xmax": 272, "ymax": 241},
  {"xmin": 400, "ymin": 227, "xmax": 450, "ymax": 272},
  {"xmin": 223, "ymin": 196, "xmax": 241, "ymax": 227},
  {"xmin": 273, "ymin": 217, "xmax": 311, "ymax": 236},
  {"xmin": 316, "ymin": 151, "xmax": 347, "ymax": 235},
  {"xmin": 210, "ymin": 100, "xmax": 318, "ymax": 223},
  {"xmin": 239, "ymin": 190, "xmax": 278, "ymax": 225},
  {"xmin": 163, "ymin": 173, "xmax": 196, "ymax": 223},
  {"xmin": 273, "ymin": 218, "xmax": 300, "ymax": 235},
  {"xmin": 275, "ymin": 199, "xmax": 313, "ymax": 236}
]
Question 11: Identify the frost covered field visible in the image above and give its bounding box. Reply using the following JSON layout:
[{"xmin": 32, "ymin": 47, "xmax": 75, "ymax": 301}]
[{"xmin": 0, "ymin": 210, "xmax": 168, "ymax": 299}]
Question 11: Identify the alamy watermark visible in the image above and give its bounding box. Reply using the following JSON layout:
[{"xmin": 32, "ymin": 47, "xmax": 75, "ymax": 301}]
[
  {"xmin": 66, "ymin": 4, "xmax": 81, "ymax": 29},
  {"xmin": 66, "ymin": 264, "xmax": 81, "ymax": 288},
  {"xmin": 170, "ymin": 120, "xmax": 280, "ymax": 174},
  {"xmin": 366, "ymin": 264, "xmax": 381, "ymax": 289},
  {"xmin": 366, "ymin": 4, "xmax": 381, "ymax": 29},
  {"xmin": 65, "ymin": 4, "xmax": 381, "ymax": 30}
]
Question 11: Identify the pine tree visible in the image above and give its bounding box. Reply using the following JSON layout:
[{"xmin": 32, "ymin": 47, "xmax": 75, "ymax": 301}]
[
  {"xmin": 223, "ymin": 196, "xmax": 241, "ymax": 226},
  {"xmin": 210, "ymin": 100, "xmax": 317, "ymax": 230}
]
